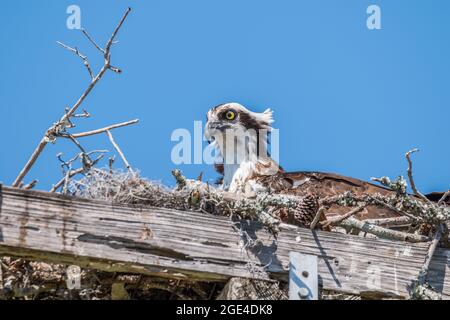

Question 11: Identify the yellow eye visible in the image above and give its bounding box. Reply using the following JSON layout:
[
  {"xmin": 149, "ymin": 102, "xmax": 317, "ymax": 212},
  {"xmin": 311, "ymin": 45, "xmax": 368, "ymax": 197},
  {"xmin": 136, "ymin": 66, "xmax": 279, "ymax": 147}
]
[{"xmin": 225, "ymin": 110, "xmax": 236, "ymax": 120}]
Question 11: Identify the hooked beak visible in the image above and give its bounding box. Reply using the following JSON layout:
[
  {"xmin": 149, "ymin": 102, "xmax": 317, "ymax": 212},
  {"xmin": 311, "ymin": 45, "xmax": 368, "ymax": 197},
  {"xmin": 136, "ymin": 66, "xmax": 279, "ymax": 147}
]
[
  {"xmin": 205, "ymin": 121, "xmax": 231, "ymax": 143},
  {"xmin": 207, "ymin": 121, "xmax": 231, "ymax": 131}
]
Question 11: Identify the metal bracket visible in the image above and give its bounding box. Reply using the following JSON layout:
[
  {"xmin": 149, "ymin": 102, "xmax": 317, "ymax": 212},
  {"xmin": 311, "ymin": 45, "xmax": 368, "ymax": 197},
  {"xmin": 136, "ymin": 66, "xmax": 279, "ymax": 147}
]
[{"xmin": 289, "ymin": 252, "xmax": 318, "ymax": 300}]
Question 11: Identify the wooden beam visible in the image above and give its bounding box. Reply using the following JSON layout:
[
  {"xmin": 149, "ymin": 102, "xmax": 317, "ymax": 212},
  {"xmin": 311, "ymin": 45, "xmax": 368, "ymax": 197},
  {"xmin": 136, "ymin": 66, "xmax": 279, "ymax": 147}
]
[{"xmin": 0, "ymin": 186, "xmax": 449, "ymax": 299}]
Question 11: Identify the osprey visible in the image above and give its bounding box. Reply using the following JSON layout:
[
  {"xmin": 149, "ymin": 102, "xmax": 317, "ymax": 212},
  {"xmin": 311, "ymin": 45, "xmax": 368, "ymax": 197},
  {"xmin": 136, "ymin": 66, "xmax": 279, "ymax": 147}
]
[
  {"xmin": 204, "ymin": 102, "xmax": 421, "ymax": 223},
  {"xmin": 205, "ymin": 102, "xmax": 291, "ymax": 195}
]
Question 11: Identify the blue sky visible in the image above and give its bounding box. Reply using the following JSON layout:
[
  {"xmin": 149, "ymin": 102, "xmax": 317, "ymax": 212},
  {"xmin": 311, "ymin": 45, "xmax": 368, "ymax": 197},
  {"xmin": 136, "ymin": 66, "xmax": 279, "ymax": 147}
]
[{"xmin": 0, "ymin": 0, "xmax": 449, "ymax": 193}]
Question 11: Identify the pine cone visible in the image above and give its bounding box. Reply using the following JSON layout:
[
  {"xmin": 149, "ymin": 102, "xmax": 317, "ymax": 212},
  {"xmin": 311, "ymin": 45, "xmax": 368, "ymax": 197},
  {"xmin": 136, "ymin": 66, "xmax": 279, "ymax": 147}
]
[{"xmin": 275, "ymin": 193, "xmax": 320, "ymax": 228}]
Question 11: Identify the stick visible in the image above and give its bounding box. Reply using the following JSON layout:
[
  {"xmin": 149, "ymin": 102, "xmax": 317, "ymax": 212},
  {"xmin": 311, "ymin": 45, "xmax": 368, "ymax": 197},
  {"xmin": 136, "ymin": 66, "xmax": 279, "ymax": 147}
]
[
  {"xmin": 310, "ymin": 207, "xmax": 326, "ymax": 230},
  {"xmin": 364, "ymin": 216, "xmax": 413, "ymax": 228},
  {"xmin": 368, "ymin": 195, "xmax": 419, "ymax": 221},
  {"xmin": 109, "ymin": 156, "xmax": 116, "ymax": 174},
  {"xmin": 321, "ymin": 205, "xmax": 366, "ymax": 228},
  {"xmin": 81, "ymin": 29, "xmax": 105, "ymax": 54},
  {"xmin": 57, "ymin": 41, "xmax": 94, "ymax": 79},
  {"xmin": 405, "ymin": 149, "xmax": 432, "ymax": 204},
  {"xmin": 418, "ymin": 224, "xmax": 444, "ymax": 286},
  {"xmin": 104, "ymin": 8, "xmax": 132, "ymax": 58},
  {"xmin": 438, "ymin": 191, "xmax": 450, "ymax": 206},
  {"xmin": 106, "ymin": 130, "xmax": 132, "ymax": 173},
  {"xmin": 23, "ymin": 180, "xmax": 38, "ymax": 190},
  {"xmin": 338, "ymin": 217, "xmax": 430, "ymax": 243},
  {"xmin": 70, "ymin": 119, "xmax": 139, "ymax": 138},
  {"xmin": 12, "ymin": 8, "xmax": 132, "ymax": 188},
  {"xmin": 50, "ymin": 168, "xmax": 84, "ymax": 193}
]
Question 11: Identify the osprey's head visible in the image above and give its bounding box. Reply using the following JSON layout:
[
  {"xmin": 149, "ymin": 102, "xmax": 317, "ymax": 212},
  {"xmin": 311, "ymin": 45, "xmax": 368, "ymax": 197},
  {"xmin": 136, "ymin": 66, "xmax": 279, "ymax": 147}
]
[
  {"xmin": 204, "ymin": 102, "xmax": 273, "ymax": 144},
  {"xmin": 205, "ymin": 103, "xmax": 283, "ymax": 193}
]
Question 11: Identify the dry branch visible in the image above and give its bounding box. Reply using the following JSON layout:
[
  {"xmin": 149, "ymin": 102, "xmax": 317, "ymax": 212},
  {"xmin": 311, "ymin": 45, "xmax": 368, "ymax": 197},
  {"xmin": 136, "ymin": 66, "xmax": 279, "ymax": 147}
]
[
  {"xmin": 70, "ymin": 119, "xmax": 139, "ymax": 138},
  {"xmin": 339, "ymin": 217, "xmax": 430, "ymax": 243},
  {"xmin": 50, "ymin": 168, "xmax": 84, "ymax": 193},
  {"xmin": 418, "ymin": 224, "xmax": 445, "ymax": 286},
  {"xmin": 106, "ymin": 130, "xmax": 133, "ymax": 173},
  {"xmin": 57, "ymin": 41, "xmax": 94, "ymax": 79},
  {"xmin": 321, "ymin": 205, "xmax": 366, "ymax": 228},
  {"xmin": 310, "ymin": 207, "xmax": 326, "ymax": 230},
  {"xmin": 438, "ymin": 191, "xmax": 450, "ymax": 206},
  {"xmin": 23, "ymin": 180, "xmax": 38, "ymax": 190},
  {"xmin": 405, "ymin": 149, "xmax": 432, "ymax": 204},
  {"xmin": 12, "ymin": 7, "xmax": 132, "ymax": 187},
  {"xmin": 364, "ymin": 216, "xmax": 413, "ymax": 228}
]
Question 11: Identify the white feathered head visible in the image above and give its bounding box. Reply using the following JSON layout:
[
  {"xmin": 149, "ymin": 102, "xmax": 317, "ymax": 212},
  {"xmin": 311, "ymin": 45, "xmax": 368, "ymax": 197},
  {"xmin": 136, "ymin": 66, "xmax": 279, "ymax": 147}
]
[{"xmin": 204, "ymin": 102, "xmax": 273, "ymax": 143}]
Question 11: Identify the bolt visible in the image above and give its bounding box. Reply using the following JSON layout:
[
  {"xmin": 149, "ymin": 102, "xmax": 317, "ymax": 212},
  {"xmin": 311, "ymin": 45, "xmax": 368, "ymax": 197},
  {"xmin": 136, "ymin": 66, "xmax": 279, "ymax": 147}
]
[
  {"xmin": 302, "ymin": 271, "xmax": 309, "ymax": 278},
  {"xmin": 298, "ymin": 287, "xmax": 309, "ymax": 299}
]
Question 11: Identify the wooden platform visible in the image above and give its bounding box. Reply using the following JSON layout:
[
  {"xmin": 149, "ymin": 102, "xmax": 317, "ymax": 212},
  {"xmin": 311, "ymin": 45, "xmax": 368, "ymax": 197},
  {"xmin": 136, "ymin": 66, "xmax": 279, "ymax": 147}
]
[{"xmin": 0, "ymin": 185, "xmax": 448, "ymax": 299}]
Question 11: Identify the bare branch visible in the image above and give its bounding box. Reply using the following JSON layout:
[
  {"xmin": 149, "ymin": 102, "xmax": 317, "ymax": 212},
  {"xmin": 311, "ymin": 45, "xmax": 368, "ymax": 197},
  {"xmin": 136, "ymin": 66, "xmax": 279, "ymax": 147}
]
[
  {"xmin": 406, "ymin": 149, "xmax": 432, "ymax": 204},
  {"xmin": 81, "ymin": 28, "xmax": 105, "ymax": 54},
  {"xmin": 109, "ymin": 156, "xmax": 116, "ymax": 174},
  {"xmin": 106, "ymin": 130, "xmax": 133, "ymax": 173},
  {"xmin": 363, "ymin": 216, "xmax": 413, "ymax": 228},
  {"xmin": 23, "ymin": 180, "xmax": 38, "ymax": 190},
  {"xmin": 50, "ymin": 168, "xmax": 84, "ymax": 193},
  {"xmin": 70, "ymin": 119, "xmax": 139, "ymax": 138},
  {"xmin": 72, "ymin": 109, "xmax": 91, "ymax": 118},
  {"xmin": 368, "ymin": 195, "xmax": 419, "ymax": 221},
  {"xmin": 108, "ymin": 65, "xmax": 122, "ymax": 73},
  {"xmin": 310, "ymin": 207, "xmax": 326, "ymax": 230},
  {"xmin": 321, "ymin": 205, "xmax": 366, "ymax": 228},
  {"xmin": 418, "ymin": 224, "xmax": 445, "ymax": 286},
  {"xmin": 51, "ymin": 151, "xmax": 106, "ymax": 193},
  {"xmin": 338, "ymin": 217, "xmax": 430, "ymax": 243},
  {"xmin": 12, "ymin": 8, "xmax": 132, "ymax": 187},
  {"xmin": 67, "ymin": 135, "xmax": 87, "ymax": 154},
  {"xmin": 104, "ymin": 7, "xmax": 132, "ymax": 57},
  {"xmin": 438, "ymin": 190, "xmax": 450, "ymax": 206},
  {"xmin": 57, "ymin": 41, "xmax": 94, "ymax": 79}
]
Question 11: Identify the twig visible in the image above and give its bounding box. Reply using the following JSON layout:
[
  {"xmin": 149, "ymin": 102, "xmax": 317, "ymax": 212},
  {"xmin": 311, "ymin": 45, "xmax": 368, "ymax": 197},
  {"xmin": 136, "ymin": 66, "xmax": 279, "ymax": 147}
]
[
  {"xmin": 109, "ymin": 156, "xmax": 116, "ymax": 174},
  {"xmin": 406, "ymin": 149, "xmax": 432, "ymax": 204},
  {"xmin": 108, "ymin": 65, "xmax": 122, "ymax": 74},
  {"xmin": 438, "ymin": 191, "xmax": 450, "ymax": 206},
  {"xmin": 418, "ymin": 224, "xmax": 444, "ymax": 286},
  {"xmin": 364, "ymin": 216, "xmax": 413, "ymax": 228},
  {"xmin": 338, "ymin": 217, "xmax": 430, "ymax": 243},
  {"xmin": 368, "ymin": 195, "xmax": 419, "ymax": 221},
  {"xmin": 50, "ymin": 168, "xmax": 84, "ymax": 193},
  {"xmin": 321, "ymin": 205, "xmax": 366, "ymax": 228},
  {"xmin": 23, "ymin": 180, "xmax": 38, "ymax": 190},
  {"xmin": 70, "ymin": 119, "xmax": 139, "ymax": 138},
  {"xmin": 172, "ymin": 169, "xmax": 187, "ymax": 190},
  {"xmin": 51, "ymin": 150, "xmax": 106, "ymax": 193},
  {"xmin": 71, "ymin": 109, "xmax": 90, "ymax": 118},
  {"xmin": 106, "ymin": 130, "xmax": 132, "ymax": 173},
  {"xmin": 67, "ymin": 135, "xmax": 87, "ymax": 154},
  {"xmin": 105, "ymin": 8, "xmax": 132, "ymax": 58},
  {"xmin": 57, "ymin": 41, "xmax": 94, "ymax": 79},
  {"xmin": 62, "ymin": 164, "xmax": 73, "ymax": 194},
  {"xmin": 12, "ymin": 8, "xmax": 132, "ymax": 188},
  {"xmin": 81, "ymin": 29, "xmax": 105, "ymax": 54},
  {"xmin": 310, "ymin": 207, "xmax": 326, "ymax": 230}
]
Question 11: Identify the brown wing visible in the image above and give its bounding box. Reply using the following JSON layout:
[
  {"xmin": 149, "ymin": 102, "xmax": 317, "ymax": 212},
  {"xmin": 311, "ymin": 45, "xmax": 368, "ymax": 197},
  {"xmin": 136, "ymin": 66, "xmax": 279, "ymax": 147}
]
[{"xmin": 279, "ymin": 171, "xmax": 401, "ymax": 221}]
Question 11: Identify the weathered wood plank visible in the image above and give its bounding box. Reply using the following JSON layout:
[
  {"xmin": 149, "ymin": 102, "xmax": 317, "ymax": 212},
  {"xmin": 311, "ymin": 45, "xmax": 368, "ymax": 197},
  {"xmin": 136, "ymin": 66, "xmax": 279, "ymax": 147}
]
[{"xmin": 0, "ymin": 186, "xmax": 448, "ymax": 299}]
